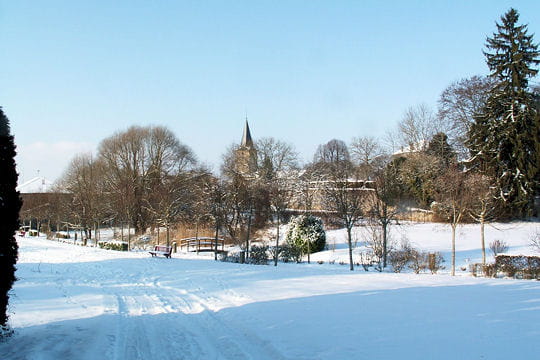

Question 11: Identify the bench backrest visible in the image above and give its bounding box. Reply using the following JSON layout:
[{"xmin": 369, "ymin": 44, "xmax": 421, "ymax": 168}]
[{"xmin": 154, "ymin": 245, "xmax": 172, "ymax": 253}]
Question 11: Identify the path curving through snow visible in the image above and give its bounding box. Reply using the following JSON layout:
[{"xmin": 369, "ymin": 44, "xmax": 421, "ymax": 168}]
[{"xmin": 1, "ymin": 236, "xmax": 540, "ymax": 359}]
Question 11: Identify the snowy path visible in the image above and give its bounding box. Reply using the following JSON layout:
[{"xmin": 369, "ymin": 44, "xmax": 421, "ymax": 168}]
[{"xmin": 2, "ymin": 236, "xmax": 540, "ymax": 359}]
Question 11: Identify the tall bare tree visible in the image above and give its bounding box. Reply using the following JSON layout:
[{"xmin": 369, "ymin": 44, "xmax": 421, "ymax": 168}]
[
  {"xmin": 366, "ymin": 159, "xmax": 403, "ymax": 268},
  {"xmin": 350, "ymin": 136, "xmax": 385, "ymax": 180},
  {"xmin": 433, "ymin": 166, "xmax": 471, "ymax": 276},
  {"xmin": 98, "ymin": 126, "xmax": 195, "ymax": 238},
  {"xmin": 466, "ymin": 173, "xmax": 498, "ymax": 265},
  {"xmin": 256, "ymin": 137, "xmax": 299, "ymax": 266},
  {"xmin": 437, "ymin": 75, "xmax": 496, "ymax": 158},
  {"xmin": 397, "ymin": 104, "xmax": 444, "ymax": 151},
  {"xmin": 58, "ymin": 153, "xmax": 107, "ymax": 242},
  {"xmin": 316, "ymin": 139, "xmax": 365, "ymax": 271}
]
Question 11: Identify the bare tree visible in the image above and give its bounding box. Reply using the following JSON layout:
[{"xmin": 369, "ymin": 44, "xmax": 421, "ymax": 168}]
[
  {"xmin": 366, "ymin": 160, "xmax": 403, "ymax": 268},
  {"xmin": 350, "ymin": 136, "xmax": 385, "ymax": 180},
  {"xmin": 397, "ymin": 104, "xmax": 444, "ymax": 151},
  {"xmin": 466, "ymin": 173, "xmax": 498, "ymax": 264},
  {"xmin": 433, "ymin": 166, "xmax": 471, "ymax": 275},
  {"xmin": 313, "ymin": 139, "xmax": 350, "ymax": 165},
  {"xmin": 323, "ymin": 161, "xmax": 365, "ymax": 271},
  {"xmin": 256, "ymin": 137, "xmax": 299, "ymax": 174},
  {"xmin": 437, "ymin": 75, "xmax": 496, "ymax": 158},
  {"xmin": 58, "ymin": 153, "xmax": 107, "ymax": 243},
  {"xmin": 256, "ymin": 137, "xmax": 299, "ymax": 266},
  {"xmin": 98, "ymin": 125, "xmax": 196, "ymax": 238}
]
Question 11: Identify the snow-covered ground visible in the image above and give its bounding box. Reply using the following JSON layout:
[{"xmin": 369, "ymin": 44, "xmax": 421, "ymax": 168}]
[
  {"xmin": 1, "ymin": 222, "xmax": 540, "ymax": 359},
  {"xmin": 315, "ymin": 221, "xmax": 540, "ymax": 271}
]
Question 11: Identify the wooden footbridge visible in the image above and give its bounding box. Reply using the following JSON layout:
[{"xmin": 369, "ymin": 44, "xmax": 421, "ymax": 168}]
[{"xmin": 179, "ymin": 237, "xmax": 225, "ymax": 253}]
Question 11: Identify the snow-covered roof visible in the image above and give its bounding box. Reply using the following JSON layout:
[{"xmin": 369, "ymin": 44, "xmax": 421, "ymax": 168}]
[
  {"xmin": 16, "ymin": 176, "xmax": 54, "ymax": 193},
  {"xmin": 392, "ymin": 140, "xmax": 429, "ymax": 156}
]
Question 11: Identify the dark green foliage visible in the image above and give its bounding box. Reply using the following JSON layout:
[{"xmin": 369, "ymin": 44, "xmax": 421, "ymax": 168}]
[
  {"xmin": 98, "ymin": 241, "xmax": 128, "ymax": 251},
  {"xmin": 495, "ymin": 255, "xmax": 540, "ymax": 279},
  {"xmin": 0, "ymin": 108, "xmax": 22, "ymax": 330},
  {"xmin": 285, "ymin": 215, "xmax": 326, "ymax": 256},
  {"xmin": 393, "ymin": 154, "xmax": 442, "ymax": 208},
  {"xmin": 468, "ymin": 8, "xmax": 540, "ymax": 216},
  {"xmin": 426, "ymin": 132, "xmax": 456, "ymax": 167},
  {"xmin": 248, "ymin": 245, "xmax": 269, "ymax": 265},
  {"xmin": 278, "ymin": 243, "xmax": 303, "ymax": 263}
]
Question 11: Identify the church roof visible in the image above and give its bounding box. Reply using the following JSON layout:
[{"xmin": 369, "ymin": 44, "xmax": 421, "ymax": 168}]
[
  {"xmin": 241, "ymin": 119, "xmax": 254, "ymax": 147},
  {"xmin": 16, "ymin": 176, "xmax": 54, "ymax": 193}
]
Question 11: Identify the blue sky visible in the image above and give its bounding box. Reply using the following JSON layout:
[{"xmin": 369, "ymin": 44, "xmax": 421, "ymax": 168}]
[{"xmin": 2, "ymin": 0, "xmax": 539, "ymax": 183}]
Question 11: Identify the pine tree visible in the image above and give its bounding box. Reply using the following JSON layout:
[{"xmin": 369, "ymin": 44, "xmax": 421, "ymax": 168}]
[
  {"xmin": 426, "ymin": 132, "xmax": 456, "ymax": 168},
  {"xmin": 468, "ymin": 8, "xmax": 540, "ymax": 216},
  {"xmin": 0, "ymin": 107, "xmax": 22, "ymax": 332}
]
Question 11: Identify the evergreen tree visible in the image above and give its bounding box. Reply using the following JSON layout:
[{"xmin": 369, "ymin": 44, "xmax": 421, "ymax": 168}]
[
  {"xmin": 468, "ymin": 8, "xmax": 540, "ymax": 216},
  {"xmin": 426, "ymin": 132, "xmax": 456, "ymax": 168},
  {"xmin": 0, "ymin": 107, "xmax": 22, "ymax": 332}
]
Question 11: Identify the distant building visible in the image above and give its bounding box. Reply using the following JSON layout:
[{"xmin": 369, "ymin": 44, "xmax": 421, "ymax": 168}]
[
  {"xmin": 16, "ymin": 176, "xmax": 54, "ymax": 193},
  {"xmin": 234, "ymin": 120, "xmax": 258, "ymax": 175},
  {"xmin": 17, "ymin": 176, "xmax": 70, "ymax": 232}
]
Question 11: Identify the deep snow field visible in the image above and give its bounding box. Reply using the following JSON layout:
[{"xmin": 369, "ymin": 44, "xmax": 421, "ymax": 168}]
[{"xmin": 1, "ymin": 221, "xmax": 540, "ymax": 360}]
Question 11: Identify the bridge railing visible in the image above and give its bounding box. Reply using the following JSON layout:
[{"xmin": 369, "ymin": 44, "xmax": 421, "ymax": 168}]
[{"xmin": 179, "ymin": 236, "xmax": 225, "ymax": 253}]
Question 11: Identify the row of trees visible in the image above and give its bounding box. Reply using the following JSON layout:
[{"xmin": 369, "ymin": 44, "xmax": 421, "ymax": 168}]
[{"xmin": 25, "ymin": 8, "xmax": 540, "ymax": 276}]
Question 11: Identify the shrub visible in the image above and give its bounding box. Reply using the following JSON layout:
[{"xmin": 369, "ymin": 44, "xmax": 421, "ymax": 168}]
[
  {"xmin": 409, "ymin": 250, "xmax": 428, "ymax": 274},
  {"xmin": 248, "ymin": 245, "xmax": 269, "ymax": 265},
  {"xmin": 98, "ymin": 241, "xmax": 128, "ymax": 251},
  {"xmin": 278, "ymin": 244, "xmax": 303, "ymax": 263},
  {"xmin": 529, "ymin": 228, "xmax": 540, "ymax": 253},
  {"xmin": 495, "ymin": 255, "xmax": 540, "ymax": 279},
  {"xmin": 388, "ymin": 242, "xmax": 413, "ymax": 273},
  {"xmin": 221, "ymin": 253, "xmax": 240, "ymax": 263},
  {"xmin": 285, "ymin": 215, "xmax": 326, "ymax": 257},
  {"xmin": 427, "ymin": 252, "xmax": 445, "ymax": 274},
  {"xmin": 489, "ymin": 239, "xmax": 509, "ymax": 256},
  {"xmin": 357, "ymin": 251, "xmax": 373, "ymax": 271}
]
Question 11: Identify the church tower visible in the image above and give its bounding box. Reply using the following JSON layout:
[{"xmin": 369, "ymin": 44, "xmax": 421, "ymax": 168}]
[{"xmin": 235, "ymin": 119, "xmax": 258, "ymax": 175}]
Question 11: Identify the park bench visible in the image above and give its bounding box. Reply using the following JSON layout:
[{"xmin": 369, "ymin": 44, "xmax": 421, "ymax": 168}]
[{"xmin": 149, "ymin": 245, "xmax": 172, "ymax": 258}]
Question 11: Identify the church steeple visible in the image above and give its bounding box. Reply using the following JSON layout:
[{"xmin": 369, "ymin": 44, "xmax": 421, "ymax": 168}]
[
  {"xmin": 235, "ymin": 117, "xmax": 258, "ymax": 175},
  {"xmin": 241, "ymin": 118, "xmax": 253, "ymax": 148}
]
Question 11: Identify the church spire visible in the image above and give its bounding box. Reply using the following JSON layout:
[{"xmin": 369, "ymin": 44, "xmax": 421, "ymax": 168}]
[{"xmin": 241, "ymin": 117, "xmax": 253, "ymax": 148}]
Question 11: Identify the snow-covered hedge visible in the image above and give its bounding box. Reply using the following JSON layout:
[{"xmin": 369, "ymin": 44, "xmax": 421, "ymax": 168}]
[
  {"xmin": 98, "ymin": 241, "xmax": 128, "ymax": 252},
  {"xmin": 495, "ymin": 255, "xmax": 540, "ymax": 279}
]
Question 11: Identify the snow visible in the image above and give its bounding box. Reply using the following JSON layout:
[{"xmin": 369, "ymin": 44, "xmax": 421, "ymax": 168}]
[
  {"xmin": 1, "ymin": 221, "xmax": 540, "ymax": 359},
  {"xmin": 314, "ymin": 221, "xmax": 539, "ymax": 268}
]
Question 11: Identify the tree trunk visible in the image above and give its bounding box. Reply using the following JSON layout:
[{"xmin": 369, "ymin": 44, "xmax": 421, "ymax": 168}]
[
  {"xmin": 480, "ymin": 216, "xmax": 486, "ymax": 265},
  {"xmin": 274, "ymin": 215, "xmax": 280, "ymax": 266},
  {"xmin": 382, "ymin": 220, "xmax": 388, "ymax": 268},
  {"xmin": 347, "ymin": 226, "xmax": 354, "ymax": 271},
  {"xmin": 166, "ymin": 225, "xmax": 170, "ymax": 247},
  {"xmin": 451, "ymin": 224, "xmax": 456, "ymax": 276},
  {"xmin": 127, "ymin": 222, "xmax": 131, "ymax": 251},
  {"xmin": 245, "ymin": 208, "xmax": 252, "ymax": 260},
  {"xmin": 307, "ymin": 234, "xmax": 311, "ymax": 264},
  {"xmin": 214, "ymin": 220, "xmax": 219, "ymax": 261}
]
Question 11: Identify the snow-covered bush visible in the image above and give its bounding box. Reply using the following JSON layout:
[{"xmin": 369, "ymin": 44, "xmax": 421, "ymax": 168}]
[
  {"xmin": 248, "ymin": 245, "xmax": 269, "ymax": 265},
  {"xmin": 285, "ymin": 215, "xmax": 326, "ymax": 257}
]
